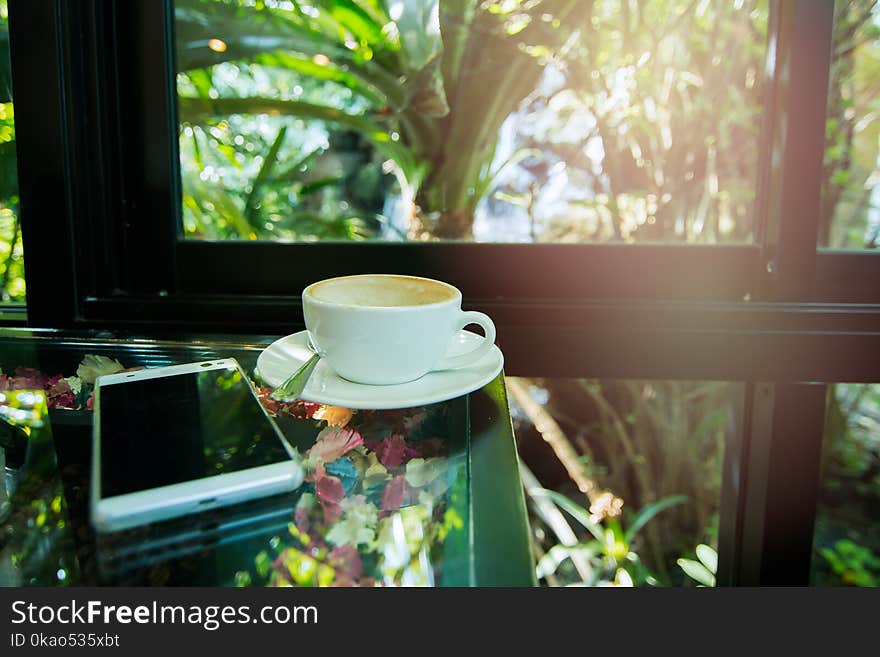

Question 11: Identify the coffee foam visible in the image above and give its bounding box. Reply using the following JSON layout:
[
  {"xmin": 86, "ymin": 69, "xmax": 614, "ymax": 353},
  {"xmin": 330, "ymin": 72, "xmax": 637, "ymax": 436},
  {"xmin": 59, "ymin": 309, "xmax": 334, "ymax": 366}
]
[{"xmin": 308, "ymin": 275, "xmax": 456, "ymax": 307}]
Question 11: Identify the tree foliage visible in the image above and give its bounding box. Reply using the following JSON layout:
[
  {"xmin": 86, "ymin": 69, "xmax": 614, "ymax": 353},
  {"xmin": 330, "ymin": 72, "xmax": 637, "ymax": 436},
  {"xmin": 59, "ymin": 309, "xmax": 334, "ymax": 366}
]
[
  {"xmin": 821, "ymin": 0, "xmax": 880, "ymax": 248},
  {"xmin": 0, "ymin": 0, "xmax": 24, "ymax": 303}
]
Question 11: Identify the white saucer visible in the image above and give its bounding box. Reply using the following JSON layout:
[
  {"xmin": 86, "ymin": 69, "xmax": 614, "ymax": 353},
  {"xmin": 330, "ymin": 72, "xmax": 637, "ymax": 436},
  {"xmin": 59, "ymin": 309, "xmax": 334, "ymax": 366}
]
[{"xmin": 255, "ymin": 330, "xmax": 504, "ymax": 410}]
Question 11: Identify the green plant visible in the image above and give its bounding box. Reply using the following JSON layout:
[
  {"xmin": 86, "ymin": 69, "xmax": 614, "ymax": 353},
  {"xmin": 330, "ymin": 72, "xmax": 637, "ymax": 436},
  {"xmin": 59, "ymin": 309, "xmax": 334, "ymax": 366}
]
[
  {"xmin": 677, "ymin": 544, "xmax": 717, "ymax": 587},
  {"xmin": 0, "ymin": 0, "xmax": 24, "ymax": 303},
  {"xmin": 528, "ymin": 484, "xmax": 686, "ymax": 587},
  {"xmin": 513, "ymin": 378, "xmax": 730, "ymax": 583},
  {"xmin": 820, "ymin": 0, "xmax": 880, "ymax": 248},
  {"xmin": 175, "ymin": 0, "xmax": 580, "ymax": 239},
  {"xmin": 813, "ymin": 383, "xmax": 880, "ymax": 586},
  {"xmin": 820, "ymin": 539, "xmax": 880, "ymax": 587}
]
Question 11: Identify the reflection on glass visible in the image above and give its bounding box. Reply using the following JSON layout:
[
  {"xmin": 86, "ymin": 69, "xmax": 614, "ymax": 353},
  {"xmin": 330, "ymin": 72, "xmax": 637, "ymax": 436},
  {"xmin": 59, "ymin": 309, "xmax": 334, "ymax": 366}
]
[
  {"xmin": 174, "ymin": 0, "xmax": 767, "ymax": 244},
  {"xmin": 240, "ymin": 401, "xmax": 467, "ymax": 587},
  {"xmin": 0, "ymin": 338, "xmax": 478, "ymax": 587},
  {"xmin": 812, "ymin": 383, "xmax": 880, "ymax": 586},
  {"xmin": 0, "ymin": 390, "xmax": 77, "ymax": 586},
  {"xmin": 508, "ymin": 378, "xmax": 735, "ymax": 587},
  {"xmin": 820, "ymin": 0, "xmax": 880, "ymax": 249},
  {"xmin": 0, "ymin": 0, "xmax": 24, "ymax": 302}
]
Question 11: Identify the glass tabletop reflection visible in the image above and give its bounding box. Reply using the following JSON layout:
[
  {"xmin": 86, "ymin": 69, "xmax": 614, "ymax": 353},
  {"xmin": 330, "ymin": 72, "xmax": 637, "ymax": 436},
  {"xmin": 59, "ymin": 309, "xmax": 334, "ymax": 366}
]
[{"xmin": 0, "ymin": 328, "xmax": 531, "ymax": 587}]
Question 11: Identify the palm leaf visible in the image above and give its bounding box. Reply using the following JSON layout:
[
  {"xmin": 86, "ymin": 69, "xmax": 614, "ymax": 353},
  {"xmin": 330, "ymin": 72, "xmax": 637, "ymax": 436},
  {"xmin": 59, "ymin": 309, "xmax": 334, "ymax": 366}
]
[
  {"xmin": 253, "ymin": 52, "xmax": 387, "ymax": 107},
  {"xmin": 177, "ymin": 96, "xmax": 419, "ymax": 184},
  {"xmin": 326, "ymin": 0, "xmax": 386, "ymax": 46},
  {"xmin": 244, "ymin": 125, "xmax": 287, "ymax": 226}
]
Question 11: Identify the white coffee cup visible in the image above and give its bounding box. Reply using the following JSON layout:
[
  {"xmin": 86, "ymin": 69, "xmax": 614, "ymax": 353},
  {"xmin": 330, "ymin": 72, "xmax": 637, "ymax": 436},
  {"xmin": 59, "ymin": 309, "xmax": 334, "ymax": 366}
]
[{"xmin": 302, "ymin": 274, "xmax": 496, "ymax": 385}]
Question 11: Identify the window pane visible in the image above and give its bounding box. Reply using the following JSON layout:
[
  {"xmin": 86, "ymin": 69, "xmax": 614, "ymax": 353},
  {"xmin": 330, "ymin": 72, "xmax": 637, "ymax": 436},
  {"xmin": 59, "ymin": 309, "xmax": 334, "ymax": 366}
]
[
  {"xmin": 820, "ymin": 0, "xmax": 880, "ymax": 249},
  {"xmin": 508, "ymin": 377, "xmax": 738, "ymax": 587},
  {"xmin": 174, "ymin": 1, "xmax": 768, "ymax": 244},
  {"xmin": 0, "ymin": 0, "xmax": 24, "ymax": 303},
  {"xmin": 812, "ymin": 383, "xmax": 880, "ymax": 586}
]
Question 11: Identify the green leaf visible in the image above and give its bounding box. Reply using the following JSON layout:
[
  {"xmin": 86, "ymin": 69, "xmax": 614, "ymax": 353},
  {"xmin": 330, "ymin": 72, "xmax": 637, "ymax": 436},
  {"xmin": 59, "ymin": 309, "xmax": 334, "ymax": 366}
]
[
  {"xmin": 0, "ymin": 29, "xmax": 11, "ymax": 104},
  {"xmin": 254, "ymin": 550, "xmax": 273, "ymax": 578},
  {"xmin": 253, "ymin": 51, "xmax": 387, "ymax": 107},
  {"xmin": 477, "ymin": 147, "xmax": 542, "ymax": 203},
  {"xmin": 190, "ymin": 129, "xmax": 203, "ymax": 170},
  {"xmin": 176, "ymin": 96, "xmax": 418, "ymax": 184},
  {"xmin": 327, "ymin": 0, "xmax": 386, "ymax": 46},
  {"xmin": 391, "ymin": 0, "xmax": 441, "ymax": 69},
  {"xmin": 244, "ymin": 125, "xmax": 287, "ymax": 226},
  {"xmin": 528, "ymin": 488, "xmax": 605, "ymax": 542},
  {"xmin": 270, "ymin": 146, "xmax": 323, "ymax": 182},
  {"xmin": 696, "ymin": 544, "xmax": 718, "ymax": 574},
  {"xmin": 624, "ymin": 494, "xmax": 687, "ymax": 543},
  {"xmin": 535, "ymin": 542, "xmax": 599, "ymax": 580},
  {"xmin": 174, "ymin": 1, "xmax": 352, "ymax": 72},
  {"xmin": 677, "ymin": 558, "xmax": 716, "ymax": 587},
  {"xmin": 298, "ymin": 176, "xmax": 344, "ymax": 196},
  {"xmin": 830, "ymin": 170, "xmax": 850, "ymax": 187},
  {"xmin": 438, "ymin": 0, "xmax": 477, "ymax": 77},
  {"xmin": 493, "ymin": 191, "xmax": 531, "ymax": 207}
]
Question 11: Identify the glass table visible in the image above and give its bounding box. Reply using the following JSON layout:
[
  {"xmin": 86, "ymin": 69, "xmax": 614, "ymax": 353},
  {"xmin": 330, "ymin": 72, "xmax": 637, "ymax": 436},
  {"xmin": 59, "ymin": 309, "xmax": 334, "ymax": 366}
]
[{"xmin": 0, "ymin": 328, "xmax": 533, "ymax": 587}]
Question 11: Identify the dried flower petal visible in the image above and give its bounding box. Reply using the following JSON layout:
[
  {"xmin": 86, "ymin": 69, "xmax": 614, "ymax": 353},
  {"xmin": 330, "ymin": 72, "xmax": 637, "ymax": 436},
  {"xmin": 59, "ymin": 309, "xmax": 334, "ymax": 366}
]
[
  {"xmin": 316, "ymin": 473, "xmax": 345, "ymax": 506},
  {"xmin": 308, "ymin": 427, "xmax": 364, "ymax": 464},
  {"xmin": 328, "ymin": 545, "xmax": 363, "ymax": 581},
  {"xmin": 313, "ymin": 405, "xmax": 355, "ymax": 428},
  {"xmin": 46, "ymin": 378, "xmax": 76, "ymax": 409},
  {"xmin": 362, "ymin": 453, "xmax": 391, "ymax": 490},
  {"xmin": 402, "ymin": 411, "xmax": 428, "ymax": 433},
  {"xmin": 326, "ymin": 518, "xmax": 370, "ymax": 547},
  {"xmin": 12, "ymin": 367, "xmax": 51, "ymax": 390},
  {"xmin": 76, "ymin": 355, "xmax": 125, "ymax": 385},
  {"xmin": 62, "ymin": 376, "xmax": 82, "ymax": 395},
  {"xmin": 374, "ymin": 434, "xmax": 418, "ymax": 469},
  {"xmin": 404, "ymin": 457, "xmax": 447, "ymax": 488},
  {"xmin": 321, "ymin": 501, "xmax": 343, "ymax": 524},
  {"xmin": 381, "ymin": 475, "xmax": 413, "ymax": 511}
]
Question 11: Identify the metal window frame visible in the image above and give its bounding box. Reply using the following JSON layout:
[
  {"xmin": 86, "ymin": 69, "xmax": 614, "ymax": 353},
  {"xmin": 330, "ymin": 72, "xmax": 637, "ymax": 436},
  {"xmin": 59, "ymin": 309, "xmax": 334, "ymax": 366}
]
[{"xmin": 8, "ymin": 0, "xmax": 879, "ymax": 585}]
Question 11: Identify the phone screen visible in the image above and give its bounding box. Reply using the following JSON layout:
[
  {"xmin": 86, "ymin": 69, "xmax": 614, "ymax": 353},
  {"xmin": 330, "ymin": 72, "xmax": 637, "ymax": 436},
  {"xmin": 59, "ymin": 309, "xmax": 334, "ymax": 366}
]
[{"xmin": 98, "ymin": 365, "xmax": 290, "ymax": 498}]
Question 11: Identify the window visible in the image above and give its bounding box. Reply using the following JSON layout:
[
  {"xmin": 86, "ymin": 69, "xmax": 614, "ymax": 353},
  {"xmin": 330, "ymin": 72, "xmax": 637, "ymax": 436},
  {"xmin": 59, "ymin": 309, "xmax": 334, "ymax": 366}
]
[
  {"xmin": 0, "ymin": 0, "xmax": 23, "ymax": 304},
  {"xmin": 174, "ymin": 0, "xmax": 770, "ymax": 244},
  {"xmin": 6, "ymin": 0, "xmax": 879, "ymax": 585},
  {"xmin": 512, "ymin": 377, "xmax": 738, "ymax": 587},
  {"xmin": 820, "ymin": 0, "xmax": 880, "ymax": 249}
]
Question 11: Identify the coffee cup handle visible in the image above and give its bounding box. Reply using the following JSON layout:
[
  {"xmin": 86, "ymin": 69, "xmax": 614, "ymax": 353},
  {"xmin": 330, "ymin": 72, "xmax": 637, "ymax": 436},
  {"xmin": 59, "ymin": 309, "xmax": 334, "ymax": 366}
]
[{"xmin": 436, "ymin": 311, "xmax": 496, "ymax": 370}]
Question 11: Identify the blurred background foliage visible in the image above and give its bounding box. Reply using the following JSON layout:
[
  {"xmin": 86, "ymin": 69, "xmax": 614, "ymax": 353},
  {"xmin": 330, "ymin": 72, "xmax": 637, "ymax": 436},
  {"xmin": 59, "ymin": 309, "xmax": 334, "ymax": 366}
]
[
  {"xmin": 508, "ymin": 377, "xmax": 730, "ymax": 587},
  {"xmin": 822, "ymin": 0, "xmax": 880, "ymax": 247},
  {"xmin": 0, "ymin": 0, "xmax": 25, "ymax": 304},
  {"xmin": 174, "ymin": 0, "xmax": 774, "ymax": 242},
  {"xmin": 813, "ymin": 383, "xmax": 880, "ymax": 586},
  {"xmin": 0, "ymin": 0, "xmax": 877, "ymax": 585}
]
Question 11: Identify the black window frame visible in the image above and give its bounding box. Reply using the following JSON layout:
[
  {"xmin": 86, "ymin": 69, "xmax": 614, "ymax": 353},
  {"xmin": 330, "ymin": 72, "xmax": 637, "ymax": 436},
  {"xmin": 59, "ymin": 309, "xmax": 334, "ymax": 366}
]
[{"xmin": 7, "ymin": 0, "xmax": 880, "ymax": 585}]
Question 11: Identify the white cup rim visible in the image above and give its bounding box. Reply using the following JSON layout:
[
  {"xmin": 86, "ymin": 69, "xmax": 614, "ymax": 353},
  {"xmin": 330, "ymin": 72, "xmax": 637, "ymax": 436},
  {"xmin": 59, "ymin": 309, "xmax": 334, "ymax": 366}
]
[{"xmin": 302, "ymin": 274, "xmax": 461, "ymax": 311}]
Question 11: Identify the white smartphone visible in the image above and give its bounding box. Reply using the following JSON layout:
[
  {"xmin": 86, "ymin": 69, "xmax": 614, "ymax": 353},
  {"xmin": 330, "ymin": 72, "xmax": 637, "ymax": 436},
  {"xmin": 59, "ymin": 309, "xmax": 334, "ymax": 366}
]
[{"xmin": 91, "ymin": 358, "xmax": 303, "ymax": 533}]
